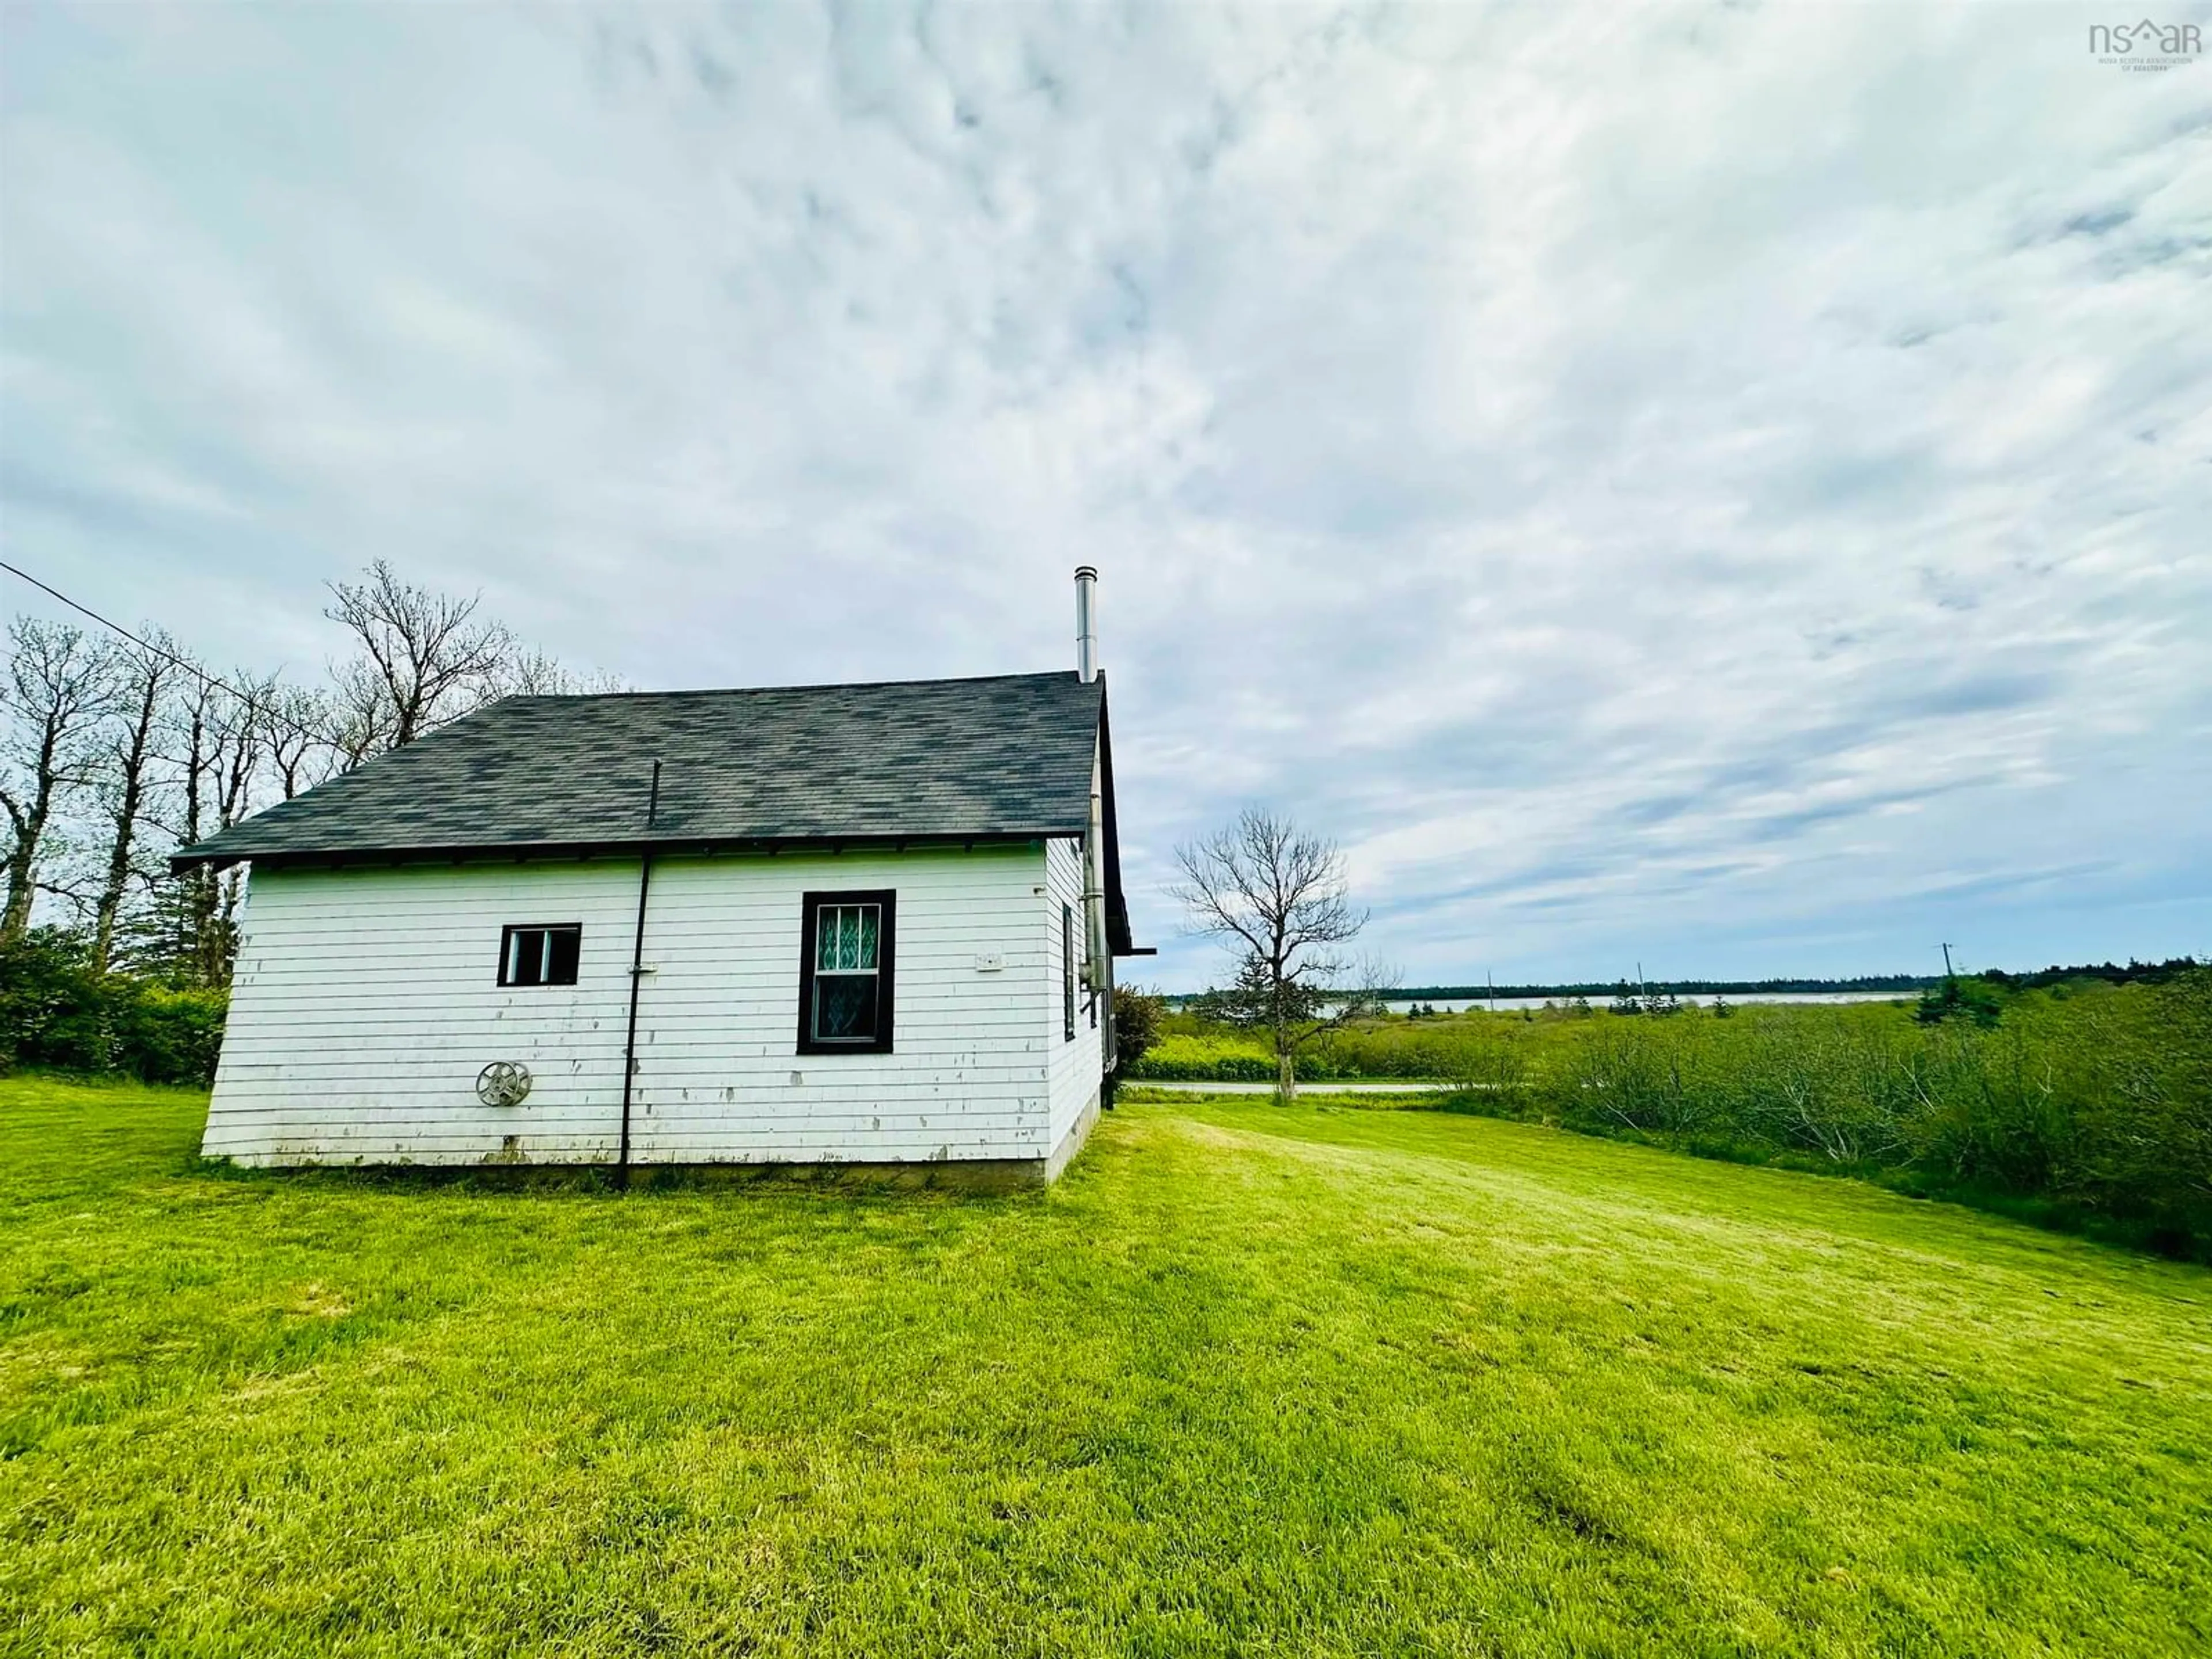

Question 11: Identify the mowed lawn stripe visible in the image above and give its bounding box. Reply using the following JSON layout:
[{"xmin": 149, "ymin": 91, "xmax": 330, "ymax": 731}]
[{"xmin": 1, "ymin": 1077, "xmax": 2206, "ymax": 1657}]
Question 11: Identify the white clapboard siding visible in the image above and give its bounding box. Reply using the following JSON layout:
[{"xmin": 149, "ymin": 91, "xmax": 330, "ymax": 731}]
[
  {"xmin": 204, "ymin": 842, "xmax": 1094, "ymax": 1169},
  {"xmin": 1043, "ymin": 835, "xmax": 1105, "ymax": 1150}
]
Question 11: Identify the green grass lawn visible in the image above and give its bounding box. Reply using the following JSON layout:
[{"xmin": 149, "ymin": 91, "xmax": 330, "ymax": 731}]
[{"xmin": 3, "ymin": 1078, "xmax": 2207, "ymax": 1657}]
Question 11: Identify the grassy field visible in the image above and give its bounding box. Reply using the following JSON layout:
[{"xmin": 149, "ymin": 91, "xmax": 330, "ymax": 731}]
[
  {"xmin": 1131, "ymin": 977, "xmax": 2212, "ymax": 1259},
  {"xmin": 3, "ymin": 1077, "xmax": 2208, "ymax": 1657}
]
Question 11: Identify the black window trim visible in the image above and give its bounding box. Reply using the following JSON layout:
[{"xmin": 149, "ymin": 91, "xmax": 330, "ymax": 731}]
[
  {"xmin": 497, "ymin": 922, "xmax": 582, "ymax": 987},
  {"xmin": 796, "ymin": 889, "xmax": 896, "ymax": 1055}
]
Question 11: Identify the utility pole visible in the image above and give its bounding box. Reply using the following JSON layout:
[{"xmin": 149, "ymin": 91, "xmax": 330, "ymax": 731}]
[{"xmin": 1940, "ymin": 942, "xmax": 1955, "ymax": 983}]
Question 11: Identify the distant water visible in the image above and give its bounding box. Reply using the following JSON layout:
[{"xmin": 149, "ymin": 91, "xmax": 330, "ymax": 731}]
[{"xmin": 1380, "ymin": 991, "xmax": 1911, "ymax": 1013}]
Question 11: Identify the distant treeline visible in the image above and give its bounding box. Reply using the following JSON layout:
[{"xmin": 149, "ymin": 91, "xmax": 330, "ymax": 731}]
[
  {"xmin": 1978, "ymin": 957, "xmax": 2202, "ymax": 990},
  {"xmin": 1394, "ymin": 959, "xmax": 2202, "ymax": 1001}
]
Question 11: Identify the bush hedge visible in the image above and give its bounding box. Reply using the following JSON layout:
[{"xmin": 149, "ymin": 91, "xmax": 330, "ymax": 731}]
[{"xmin": 0, "ymin": 930, "xmax": 227, "ymax": 1086}]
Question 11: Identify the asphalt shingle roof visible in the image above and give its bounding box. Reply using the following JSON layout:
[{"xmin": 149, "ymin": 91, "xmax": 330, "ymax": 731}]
[{"xmin": 175, "ymin": 672, "xmax": 1107, "ymax": 868}]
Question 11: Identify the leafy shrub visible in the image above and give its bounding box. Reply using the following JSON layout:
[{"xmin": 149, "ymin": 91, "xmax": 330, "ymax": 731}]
[
  {"xmin": 1915, "ymin": 978, "xmax": 2005, "ymax": 1027},
  {"xmin": 1127, "ymin": 1033, "xmax": 1278, "ymax": 1081},
  {"xmin": 1113, "ymin": 987, "xmax": 1168, "ymax": 1076},
  {"xmin": 0, "ymin": 929, "xmax": 228, "ymax": 1085}
]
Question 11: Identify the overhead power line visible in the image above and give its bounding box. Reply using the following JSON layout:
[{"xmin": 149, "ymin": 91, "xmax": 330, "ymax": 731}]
[{"xmin": 0, "ymin": 556, "xmax": 328, "ymax": 748}]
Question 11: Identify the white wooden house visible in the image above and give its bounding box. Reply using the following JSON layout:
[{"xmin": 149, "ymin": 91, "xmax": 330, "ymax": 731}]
[{"xmin": 173, "ymin": 571, "xmax": 1142, "ymax": 1182}]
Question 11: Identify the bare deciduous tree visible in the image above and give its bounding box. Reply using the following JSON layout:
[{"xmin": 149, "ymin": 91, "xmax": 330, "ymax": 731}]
[
  {"xmin": 1172, "ymin": 807, "xmax": 1398, "ymax": 1104},
  {"xmin": 493, "ymin": 647, "xmax": 623, "ymax": 699},
  {"xmin": 88, "ymin": 632, "xmax": 175, "ymax": 972},
  {"xmin": 156, "ymin": 665, "xmax": 267, "ymax": 985},
  {"xmin": 1, "ymin": 618, "xmax": 110, "ymax": 944},
  {"xmin": 204, "ymin": 673, "xmax": 270, "ymax": 980},
  {"xmin": 325, "ymin": 560, "xmax": 515, "ymax": 759},
  {"xmin": 159, "ymin": 669, "xmax": 217, "ymax": 980},
  {"xmin": 259, "ymin": 682, "xmax": 340, "ymax": 800}
]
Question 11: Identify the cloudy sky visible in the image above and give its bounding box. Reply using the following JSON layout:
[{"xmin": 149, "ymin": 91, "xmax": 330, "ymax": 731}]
[{"xmin": 3, "ymin": 2, "xmax": 2207, "ymax": 988}]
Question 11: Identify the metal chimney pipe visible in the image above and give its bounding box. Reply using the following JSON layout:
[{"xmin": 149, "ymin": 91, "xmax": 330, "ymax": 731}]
[
  {"xmin": 1074, "ymin": 567, "xmax": 1113, "ymax": 1059},
  {"xmin": 1074, "ymin": 565, "xmax": 1099, "ymax": 682}
]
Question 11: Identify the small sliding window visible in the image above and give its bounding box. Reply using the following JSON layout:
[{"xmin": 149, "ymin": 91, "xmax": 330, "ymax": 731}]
[{"xmin": 498, "ymin": 924, "xmax": 582, "ymax": 987}]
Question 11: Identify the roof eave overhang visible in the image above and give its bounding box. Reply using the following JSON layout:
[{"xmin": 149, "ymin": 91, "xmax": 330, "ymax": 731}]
[
  {"xmin": 168, "ymin": 827, "xmax": 1084, "ymax": 877},
  {"xmin": 1094, "ymin": 683, "xmax": 1141, "ymax": 957}
]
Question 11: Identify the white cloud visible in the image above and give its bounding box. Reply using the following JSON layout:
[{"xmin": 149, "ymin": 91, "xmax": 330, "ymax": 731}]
[{"xmin": 3, "ymin": 1, "xmax": 2207, "ymax": 985}]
